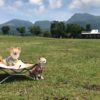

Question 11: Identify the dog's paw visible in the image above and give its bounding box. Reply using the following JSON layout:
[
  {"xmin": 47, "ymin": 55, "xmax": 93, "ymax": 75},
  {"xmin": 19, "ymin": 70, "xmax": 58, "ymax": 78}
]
[
  {"xmin": 41, "ymin": 76, "xmax": 44, "ymax": 80},
  {"xmin": 36, "ymin": 77, "xmax": 39, "ymax": 80}
]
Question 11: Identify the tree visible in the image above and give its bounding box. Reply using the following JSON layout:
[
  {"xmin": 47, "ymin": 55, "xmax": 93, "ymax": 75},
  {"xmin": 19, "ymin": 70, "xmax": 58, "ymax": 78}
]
[
  {"xmin": 58, "ymin": 22, "xmax": 66, "ymax": 38},
  {"xmin": 50, "ymin": 21, "xmax": 59, "ymax": 38},
  {"xmin": 16, "ymin": 27, "xmax": 25, "ymax": 36},
  {"xmin": 1, "ymin": 26, "xmax": 10, "ymax": 35},
  {"xmin": 43, "ymin": 30, "xmax": 51, "ymax": 37},
  {"xmin": 86, "ymin": 24, "xmax": 91, "ymax": 32},
  {"xmin": 29, "ymin": 26, "xmax": 42, "ymax": 36},
  {"xmin": 66, "ymin": 24, "xmax": 83, "ymax": 38},
  {"xmin": 50, "ymin": 21, "xmax": 66, "ymax": 38}
]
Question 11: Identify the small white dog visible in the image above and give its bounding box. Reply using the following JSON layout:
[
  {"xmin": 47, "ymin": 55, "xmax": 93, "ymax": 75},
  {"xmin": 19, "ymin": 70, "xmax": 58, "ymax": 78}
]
[
  {"xmin": 3, "ymin": 47, "xmax": 21, "ymax": 66},
  {"xmin": 29, "ymin": 57, "xmax": 47, "ymax": 80}
]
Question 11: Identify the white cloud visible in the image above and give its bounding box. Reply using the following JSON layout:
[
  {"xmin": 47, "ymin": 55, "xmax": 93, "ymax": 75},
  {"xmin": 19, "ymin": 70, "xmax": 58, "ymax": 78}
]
[
  {"xmin": 49, "ymin": 0, "xmax": 62, "ymax": 9},
  {"xmin": 29, "ymin": 0, "xmax": 43, "ymax": 5},
  {"xmin": 29, "ymin": 0, "xmax": 46, "ymax": 14},
  {"xmin": 0, "ymin": 0, "xmax": 4, "ymax": 7},
  {"xmin": 5, "ymin": 1, "xmax": 23, "ymax": 11},
  {"xmin": 14, "ymin": 0, "xmax": 23, "ymax": 7},
  {"xmin": 69, "ymin": 0, "xmax": 100, "ymax": 9},
  {"xmin": 34, "ymin": 5, "xmax": 45, "ymax": 14},
  {"xmin": 38, "ymin": 5, "xmax": 45, "ymax": 13}
]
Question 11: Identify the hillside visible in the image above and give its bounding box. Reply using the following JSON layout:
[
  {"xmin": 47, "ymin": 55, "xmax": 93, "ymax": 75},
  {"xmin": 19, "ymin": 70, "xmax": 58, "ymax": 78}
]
[
  {"xmin": 0, "ymin": 20, "xmax": 51, "ymax": 34},
  {"xmin": 0, "ymin": 19, "xmax": 33, "ymax": 34},
  {"xmin": 67, "ymin": 13, "xmax": 100, "ymax": 30},
  {"xmin": 34, "ymin": 20, "xmax": 51, "ymax": 31},
  {"xmin": 1, "ymin": 19, "xmax": 33, "ymax": 27},
  {"xmin": 1, "ymin": 13, "xmax": 100, "ymax": 34}
]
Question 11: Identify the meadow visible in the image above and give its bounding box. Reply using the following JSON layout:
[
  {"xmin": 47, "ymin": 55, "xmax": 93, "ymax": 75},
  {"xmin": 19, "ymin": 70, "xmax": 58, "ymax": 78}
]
[{"xmin": 0, "ymin": 35, "xmax": 100, "ymax": 100}]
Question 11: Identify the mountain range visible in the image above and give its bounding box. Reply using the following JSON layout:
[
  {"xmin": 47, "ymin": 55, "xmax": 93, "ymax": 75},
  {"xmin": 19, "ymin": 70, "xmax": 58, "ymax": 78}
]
[
  {"xmin": 0, "ymin": 19, "xmax": 33, "ymax": 34},
  {"xmin": 67, "ymin": 13, "xmax": 100, "ymax": 30},
  {"xmin": 0, "ymin": 13, "xmax": 100, "ymax": 34}
]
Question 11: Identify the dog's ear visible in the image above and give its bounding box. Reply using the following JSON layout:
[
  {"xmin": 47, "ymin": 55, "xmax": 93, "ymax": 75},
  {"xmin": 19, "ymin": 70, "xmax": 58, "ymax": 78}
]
[
  {"xmin": 39, "ymin": 56, "xmax": 44, "ymax": 59},
  {"xmin": 17, "ymin": 47, "xmax": 21, "ymax": 51},
  {"xmin": 38, "ymin": 56, "xmax": 42, "ymax": 60},
  {"xmin": 8, "ymin": 47, "xmax": 14, "ymax": 52},
  {"xmin": 38, "ymin": 56, "xmax": 45, "ymax": 61}
]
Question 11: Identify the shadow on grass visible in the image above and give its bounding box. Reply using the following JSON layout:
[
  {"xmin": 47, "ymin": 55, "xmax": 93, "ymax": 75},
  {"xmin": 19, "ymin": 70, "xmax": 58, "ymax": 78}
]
[
  {"xmin": 0, "ymin": 73, "xmax": 34, "ymax": 84},
  {"xmin": 82, "ymin": 83, "xmax": 100, "ymax": 91}
]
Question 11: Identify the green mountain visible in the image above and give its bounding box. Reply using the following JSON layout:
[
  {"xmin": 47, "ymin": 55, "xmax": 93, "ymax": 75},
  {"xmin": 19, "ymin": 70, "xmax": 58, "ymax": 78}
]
[
  {"xmin": 0, "ymin": 19, "xmax": 51, "ymax": 34},
  {"xmin": 67, "ymin": 13, "xmax": 100, "ymax": 30},
  {"xmin": 0, "ymin": 19, "xmax": 33, "ymax": 34},
  {"xmin": 2, "ymin": 19, "xmax": 33, "ymax": 27},
  {"xmin": 34, "ymin": 21, "xmax": 51, "ymax": 31},
  {"xmin": 0, "ymin": 13, "xmax": 100, "ymax": 35}
]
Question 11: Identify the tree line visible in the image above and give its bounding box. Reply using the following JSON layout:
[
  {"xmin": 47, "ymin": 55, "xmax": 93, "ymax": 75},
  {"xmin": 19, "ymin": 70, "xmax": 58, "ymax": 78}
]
[{"xmin": 1, "ymin": 21, "xmax": 91, "ymax": 38}]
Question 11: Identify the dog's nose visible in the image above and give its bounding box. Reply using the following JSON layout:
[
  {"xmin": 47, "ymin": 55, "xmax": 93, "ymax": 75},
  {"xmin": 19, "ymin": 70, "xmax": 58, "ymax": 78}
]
[{"xmin": 14, "ymin": 52, "xmax": 17, "ymax": 55}]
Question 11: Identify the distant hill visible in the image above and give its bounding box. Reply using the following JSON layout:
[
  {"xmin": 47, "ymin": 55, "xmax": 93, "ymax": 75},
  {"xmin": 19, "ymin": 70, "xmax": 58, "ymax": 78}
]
[
  {"xmin": 67, "ymin": 13, "xmax": 100, "ymax": 30},
  {"xmin": 0, "ymin": 19, "xmax": 51, "ymax": 34},
  {"xmin": 1, "ymin": 13, "xmax": 100, "ymax": 35},
  {"xmin": 0, "ymin": 19, "xmax": 33, "ymax": 35},
  {"xmin": 34, "ymin": 21, "xmax": 51, "ymax": 31},
  {"xmin": 1, "ymin": 19, "xmax": 33, "ymax": 27}
]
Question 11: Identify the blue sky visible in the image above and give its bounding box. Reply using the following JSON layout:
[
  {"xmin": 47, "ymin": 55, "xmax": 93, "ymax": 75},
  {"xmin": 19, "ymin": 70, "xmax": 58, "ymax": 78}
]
[{"xmin": 0, "ymin": 0, "xmax": 100, "ymax": 24}]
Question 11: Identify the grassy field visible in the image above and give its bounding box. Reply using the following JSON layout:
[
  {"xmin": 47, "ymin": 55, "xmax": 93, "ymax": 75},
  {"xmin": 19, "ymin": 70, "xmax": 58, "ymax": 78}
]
[{"xmin": 0, "ymin": 35, "xmax": 100, "ymax": 100}]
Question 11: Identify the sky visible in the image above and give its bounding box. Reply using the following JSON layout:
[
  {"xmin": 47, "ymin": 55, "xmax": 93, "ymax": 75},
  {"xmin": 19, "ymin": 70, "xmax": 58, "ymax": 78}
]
[{"xmin": 0, "ymin": 0, "xmax": 100, "ymax": 24}]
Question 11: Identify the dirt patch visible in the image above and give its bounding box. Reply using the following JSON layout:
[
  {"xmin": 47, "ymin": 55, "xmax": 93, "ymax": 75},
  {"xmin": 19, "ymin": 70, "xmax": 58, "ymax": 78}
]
[{"xmin": 82, "ymin": 83, "xmax": 100, "ymax": 91}]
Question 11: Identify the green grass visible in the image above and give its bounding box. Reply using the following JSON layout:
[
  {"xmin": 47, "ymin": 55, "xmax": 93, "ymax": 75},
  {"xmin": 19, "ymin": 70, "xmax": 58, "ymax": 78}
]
[{"xmin": 0, "ymin": 35, "xmax": 100, "ymax": 100}]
